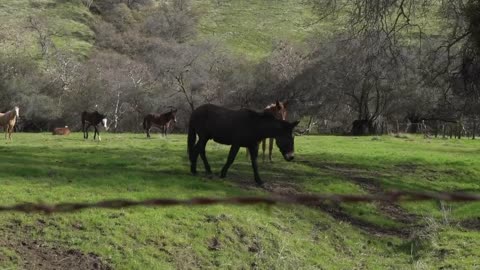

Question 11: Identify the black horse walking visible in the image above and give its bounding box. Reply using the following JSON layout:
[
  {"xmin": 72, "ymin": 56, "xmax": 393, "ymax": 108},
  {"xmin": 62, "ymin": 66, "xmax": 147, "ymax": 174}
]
[
  {"xmin": 81, "ymin": 111, "xmax": 108, "ymax": 141},
  {"xmin": 188, "ymin": 104, "xmax": 299, "ymax": 186}
]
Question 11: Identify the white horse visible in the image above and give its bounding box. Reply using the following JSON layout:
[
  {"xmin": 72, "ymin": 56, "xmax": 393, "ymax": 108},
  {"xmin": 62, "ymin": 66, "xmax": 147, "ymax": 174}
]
[{"xmin": 0, "ymin": 106, "xmax": 19, "ymax": 140}]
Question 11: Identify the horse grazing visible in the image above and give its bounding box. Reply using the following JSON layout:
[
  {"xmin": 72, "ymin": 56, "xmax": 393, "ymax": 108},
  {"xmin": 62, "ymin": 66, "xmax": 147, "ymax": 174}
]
[
  {"xmin": 52, "ymin": 126, "xmax": 71, "ymax": 136},
  {"xmin": 143, "ymin": 109, "xmax": 177, "ymax": 138},
  {"xmin": 81, "ymin": 111, "xmax": 108, "ymax": 141},
  {"xmin": 188, "ymin": 104, "xmax": 299, "ymax": 186},
  {"xmin": 0, "ymin": 106, "xmax": 19, "ymax": 140}
]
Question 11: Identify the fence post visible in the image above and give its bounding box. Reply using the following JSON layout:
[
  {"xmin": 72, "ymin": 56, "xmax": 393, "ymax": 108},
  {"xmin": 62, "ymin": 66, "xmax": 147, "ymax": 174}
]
[{"xmin": 473, "ymin": 119, "xmax": 477, "ymax": 140}]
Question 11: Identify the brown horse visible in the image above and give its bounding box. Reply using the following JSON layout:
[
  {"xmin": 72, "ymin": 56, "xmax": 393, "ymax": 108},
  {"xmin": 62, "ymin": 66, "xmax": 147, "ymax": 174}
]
[
  {"xmin": 246, "ymin": 101, "xmax": 288, "ymax": 162},
  {"xmin": 188, "ymin": 104, "xmax": 298, "ymax": 186},
  {"xmin": 143, "ymin": 109, "xmax": 177, "ymax": 138},
  {"xmin": 0, "ymin": 106, "xmax": 19, "ymax": 140},
  {"xmin": 53, "ymin": 126, "xmax": 71, "ymax": 136}
]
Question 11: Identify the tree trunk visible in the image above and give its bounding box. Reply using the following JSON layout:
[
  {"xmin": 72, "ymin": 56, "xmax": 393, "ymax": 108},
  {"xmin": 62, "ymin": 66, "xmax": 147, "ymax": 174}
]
[
  {"xmin": 114, "ymin": 92, "xmax": 120, "ymax": 132},
  {"xmin": 351, "ymin": 119, "xmax": 375, "ymax": 135}
]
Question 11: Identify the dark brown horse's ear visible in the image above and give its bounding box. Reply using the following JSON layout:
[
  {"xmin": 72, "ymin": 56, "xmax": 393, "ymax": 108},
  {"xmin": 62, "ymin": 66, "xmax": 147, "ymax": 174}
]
[
  {"xmin": 276, "ymin": 100, "xmax": 281, "ymax": 109},
  {"xmin": 283, "ymin": 100, "xmax": 288, "ymax": 108}
]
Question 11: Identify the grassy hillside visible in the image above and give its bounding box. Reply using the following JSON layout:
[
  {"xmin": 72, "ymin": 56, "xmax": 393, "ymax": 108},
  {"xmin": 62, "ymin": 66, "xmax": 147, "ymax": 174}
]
[
  {"xmin": 1, "ymin": 0, "xmax": 441, "ymax": 61},
  {"xmin": 197, "ymin": 0, "xmax": 336, "ymax": 59},
  {"xmin": 0, "ymin": 0, "xmax": 333, "ymax": 61},
  {"xmin": 0, "ymin": 133, "xmax": 479, "ymax": 269},
  {"xmin": 0, "ymin": 0, "xmax": 94, "ymax": 59}
]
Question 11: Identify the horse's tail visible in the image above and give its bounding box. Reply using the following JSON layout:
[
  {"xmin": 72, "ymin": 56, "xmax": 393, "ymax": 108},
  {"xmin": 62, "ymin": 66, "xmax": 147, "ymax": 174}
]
[{"xmin": 187, "ymin": 120, "xmax": 196, "ymax": 160}]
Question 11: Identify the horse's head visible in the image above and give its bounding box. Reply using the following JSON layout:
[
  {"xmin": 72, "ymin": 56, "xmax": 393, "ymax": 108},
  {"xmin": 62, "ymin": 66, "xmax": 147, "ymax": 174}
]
[
  {"xmin": 100, "ymin": 114, "xmax": 108, "ymax": 130},
  {"xmin": 14, "ymin": 106, "xmax": 19, "ymax": 118},
  {"xmin": 170, "ymin": 108, "xmax": 178, "ymax": 123},
  {"xmin": 267, "ymin": 100, "xmax": 288, "ymax": 120},
  {"xmin": 275, "ymin": 120, "xmax": 299, "ymax": 161}
]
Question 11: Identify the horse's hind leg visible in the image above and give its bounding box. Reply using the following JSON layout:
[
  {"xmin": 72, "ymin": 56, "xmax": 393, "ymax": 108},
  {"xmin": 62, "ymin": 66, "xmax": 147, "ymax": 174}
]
[
  {"xmin": 190, "ymin": 142, "xmax": 200, "ymax": 175},
  {"xmin": 84, "ymin": 124, "xmax": 90, "ymax": 139},
  {"xmin": 220, "ymin": 145, "xmax": 240, "ymax": 178},
  {"xmin": 198, "ymin": 138, "xmax": 212, "ymax": 174}
]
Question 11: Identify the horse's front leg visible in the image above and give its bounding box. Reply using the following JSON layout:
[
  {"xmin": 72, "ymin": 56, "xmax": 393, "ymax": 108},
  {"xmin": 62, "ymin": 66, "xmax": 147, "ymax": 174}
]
[
  {"xmin": 7, "ymin": 126, "xmax": 12, "ymax": 140},
  {"xmin": 248, "ymin": 144, "xmax": 263, "ymax": 186},
  {"xmin": 268, "ymin": 138, "xmax": 274, "ymax": 162},
  {"xmin": 94, "ymin": 126, "xmax": 101, "ymax": 141},
  {"xmin": 261, "ymin": 139, "xmax": 266, "ymax": 162},
  {"xmin": 93, "ymin": 126, "xmax": 98, "ymax": 140},
  {"xmin": 220, "ymin": 145, "xmax": 240, "ymax": 178}
]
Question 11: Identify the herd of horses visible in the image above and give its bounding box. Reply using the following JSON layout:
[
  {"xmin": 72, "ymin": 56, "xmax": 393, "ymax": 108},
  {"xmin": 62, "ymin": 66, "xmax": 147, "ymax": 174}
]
[{"xmin": 1, "ymin": 101, "xmax": 295, "ymax": 185}]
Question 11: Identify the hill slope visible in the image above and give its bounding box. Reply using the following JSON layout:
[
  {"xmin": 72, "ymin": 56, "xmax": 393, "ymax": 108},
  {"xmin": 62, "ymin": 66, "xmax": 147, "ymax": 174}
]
[{"xmin": 0, "ymin": 0, "xmax": 94, "ymax": 59}]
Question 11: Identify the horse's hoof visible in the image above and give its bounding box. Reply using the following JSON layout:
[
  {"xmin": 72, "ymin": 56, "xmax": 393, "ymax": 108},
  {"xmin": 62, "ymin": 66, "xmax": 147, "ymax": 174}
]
[{"xmin": 256, "ymin": 182, "xmax": 266, "ymax": 188}]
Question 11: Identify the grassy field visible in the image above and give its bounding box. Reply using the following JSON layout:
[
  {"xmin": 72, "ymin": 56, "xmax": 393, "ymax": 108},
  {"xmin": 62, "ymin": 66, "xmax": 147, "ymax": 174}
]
[{"xmin": 0, "ymin": 133, "xmax": 479, "ymax": 269}]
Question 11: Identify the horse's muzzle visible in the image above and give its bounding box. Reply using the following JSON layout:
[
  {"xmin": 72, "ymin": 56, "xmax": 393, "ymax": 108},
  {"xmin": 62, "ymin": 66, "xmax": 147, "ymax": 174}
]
[{"xmin": 284, "ymin": 152, "xmax": 294, "ymax": 161}]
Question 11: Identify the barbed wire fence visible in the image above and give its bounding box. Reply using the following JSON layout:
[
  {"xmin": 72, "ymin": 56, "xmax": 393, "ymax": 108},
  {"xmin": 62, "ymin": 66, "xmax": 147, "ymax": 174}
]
[{"xmin": 1, "ymin": 190, "xmax": 479, "ymax": 214}]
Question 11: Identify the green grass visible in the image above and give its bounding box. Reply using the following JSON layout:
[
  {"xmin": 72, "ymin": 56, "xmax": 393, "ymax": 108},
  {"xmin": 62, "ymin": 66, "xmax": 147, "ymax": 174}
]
[{"xmin": 0, "ymin": 133, "xmax": 479, "ymax": 269}]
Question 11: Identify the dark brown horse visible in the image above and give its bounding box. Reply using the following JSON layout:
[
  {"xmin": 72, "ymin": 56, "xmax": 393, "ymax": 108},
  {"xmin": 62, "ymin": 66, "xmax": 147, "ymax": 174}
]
[
  {"xmin": 143, "ymin": 109, "xmax": 177, "ymax": 138},
  {"xmin": 188, "ymin": 104, "xmax": 298, "ymax": 186},
  {"xmin": 81, "ymin": 111, "xmax": 108, "ymax": 141}
]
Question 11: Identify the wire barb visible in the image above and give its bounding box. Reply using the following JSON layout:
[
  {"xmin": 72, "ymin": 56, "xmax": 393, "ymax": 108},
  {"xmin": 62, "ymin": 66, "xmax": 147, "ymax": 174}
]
[{"xmin": 0, "ymin": 190, "xmax": 479, "ymax": 214}]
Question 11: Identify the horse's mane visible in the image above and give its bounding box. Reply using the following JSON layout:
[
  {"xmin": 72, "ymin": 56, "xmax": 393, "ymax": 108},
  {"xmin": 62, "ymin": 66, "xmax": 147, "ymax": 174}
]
[
  {"xmin": 246, "ymin": 109, "xmax": 277, "ymax": 120},
  {"xmin": 265, "ymin": 103, "xmax": 277, "ymax": 110}
]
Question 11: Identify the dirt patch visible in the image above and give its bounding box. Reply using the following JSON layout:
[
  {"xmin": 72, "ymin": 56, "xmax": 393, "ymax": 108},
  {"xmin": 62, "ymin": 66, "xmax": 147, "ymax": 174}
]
[
  {"xmin": 260, "ymin": 160, "xmax": 421, "ymax": 237},
  {"xmin": 302, "ymin": 161, "xmax": 420, "ymax": 226},
  {"xmin": 459, "ymin": 218, "xmax": 480, "ymax": 231},
  {"xmin": 348, "ymin": 177, "xmax": 418, "ymax": 224},
  {"xmin": 394, "ymin": 164, "xmax": 418, "ymax": 174},
  {"xmin": 268, "ymin": 185, "xmax": 412, "ymax": 238},
  {"xmin": 0, "ymin": 230, "xmax": 111, "ymax": 270}
]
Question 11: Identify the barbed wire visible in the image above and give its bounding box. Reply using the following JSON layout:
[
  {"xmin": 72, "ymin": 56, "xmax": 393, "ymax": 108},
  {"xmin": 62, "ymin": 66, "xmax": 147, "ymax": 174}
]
[{"xmin": 1, "ymin": 190, "xmax": 479, "ymax": 214}]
